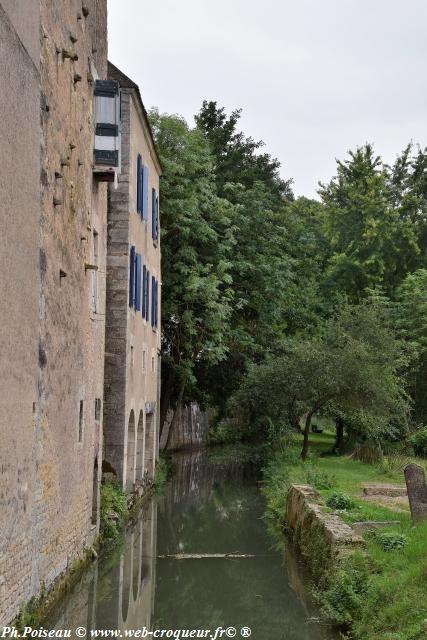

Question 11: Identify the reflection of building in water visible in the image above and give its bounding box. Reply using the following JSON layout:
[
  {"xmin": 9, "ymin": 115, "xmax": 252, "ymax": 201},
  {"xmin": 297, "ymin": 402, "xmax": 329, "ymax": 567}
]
[{"xmin": 48, "ymin": 501, "xmax": 158, "ymax": 632}]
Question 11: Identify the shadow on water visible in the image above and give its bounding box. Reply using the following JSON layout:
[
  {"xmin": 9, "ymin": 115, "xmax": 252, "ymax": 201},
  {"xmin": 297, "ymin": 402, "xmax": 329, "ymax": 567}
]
[{"xmin": 46, "ymin": 448, "xmax": 338, "ymax": 639}]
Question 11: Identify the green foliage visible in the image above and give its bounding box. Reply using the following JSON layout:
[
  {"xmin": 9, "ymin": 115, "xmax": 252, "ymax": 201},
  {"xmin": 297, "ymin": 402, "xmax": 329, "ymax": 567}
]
[
  {"xmin": 208, "ymin": 421, "xmax": 245, "ymax": 445},
  {"xmin": 409, "ymin": 426, "xmax": 427, "ymax": 457},
  {"xmin": 375, "ymin": 531, "xmax": 408, "ymax": 552},
  {"xmin": 317, "ymin": 556, "xmax": 370, "ymax": 627},
  {"xmin": 149, "ymin": 109, "xmax": 235, "ymax": 411},
  {"xmin": 305, "ymin": 465, "xmax": 336, "ymax": 490},
  {"xmin": 153, "ymin": 455, "xmax": 174, "ymax": 492},
  {"xmin": 326, "ymin": 492, "xmax": 355, "ymax": 510},
  {"xmin": 100, "ymin": 480, "xmax": 128, "ymax": 546},
  {"xmin": 230, "ymin": 300, "xmax": 408, "ymax": 454}
]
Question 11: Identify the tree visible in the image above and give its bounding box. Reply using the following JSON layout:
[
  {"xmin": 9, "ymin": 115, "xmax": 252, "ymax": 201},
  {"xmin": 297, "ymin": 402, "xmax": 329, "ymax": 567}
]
[
  {"xmin": 230, "ymin": 302, "xmax": 408, "ymax": 459},
  {"xmin": 195, "ymin": 100, "xmax": 293, "ymax": 205},
  {"xmin": 395, "ymin": 269, "xmax": 427, "ymax": 425},
  {"xmin": 149, "ymin": 110, "xmax": 235, "ymax": 435},
  {"xmin": 319, "ymin": 144, "xmax": 419, "ymax": 302}
]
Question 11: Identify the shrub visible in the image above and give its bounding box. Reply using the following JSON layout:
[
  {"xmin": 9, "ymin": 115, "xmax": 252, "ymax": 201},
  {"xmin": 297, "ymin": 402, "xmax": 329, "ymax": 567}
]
[
  {"xmin": 305, "ymin": 465, "xmax": 336, "ymax": 490},
  {"xmin": 326, "ymin": 492, "xmax": 355, "ymax": 510},
  {"xmin": 376, "ymin": 531, "xmax": 408, "ymax": 552},
  {"xmin": 317, "ymin": 555, "xmax": 370, "ymax": 627},
  {"xmin": 100, "ymin": 480, "xmax": 128, "ymax": 546},
  {"xmin": 409, "ymin": 426, "xmax": 427, "ymax": 458}
]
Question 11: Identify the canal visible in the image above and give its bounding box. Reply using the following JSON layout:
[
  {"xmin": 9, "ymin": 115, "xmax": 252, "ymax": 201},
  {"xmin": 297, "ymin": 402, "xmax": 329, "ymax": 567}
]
[{"xmin": 46, "ymin": 449, "xmax": 336, "ymax": 639}]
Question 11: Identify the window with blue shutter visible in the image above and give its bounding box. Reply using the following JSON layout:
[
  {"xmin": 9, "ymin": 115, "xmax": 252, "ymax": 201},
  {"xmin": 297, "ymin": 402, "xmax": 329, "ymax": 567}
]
[
  {"xmin": 142, "ymin": 265, "xmax": 147, "ymax": 318},
  {"xmin": 152, "ymin": 188, "xmax": 159, "ymax": 242},
  {"xmin": 142, "ymin": 165, "xmax": 149, "ymax": 220},
  {"xmin": 129, "ymin": 245, "xmax": 135, "ymax": 307},
  {"xmin": 135, "ymin": 253, "xmax": 142, "ymax": 311},
  {"xmin": 136, "ymin": 155, "xmax": 142, "ymax": 214},
  {"xmin": 154, "ymin": 280, "xmax": 159, "ymax": 328},
  {"xmin": 146, "ymin": 270, "xmax": 150, "ymax": 321},
  {"xmin": 151, "ymin": 275, "xmax": 156, "ymax": 327}
]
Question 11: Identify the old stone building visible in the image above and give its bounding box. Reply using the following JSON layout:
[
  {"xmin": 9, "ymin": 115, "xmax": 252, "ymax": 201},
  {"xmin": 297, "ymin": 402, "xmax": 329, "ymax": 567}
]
[
  {"xmin": 103, "ymin": 63, "xmax": 162, "ymax": 492},
  {"xmin": 0, "ymin": 0, "xmax": 110, "ymax": 625}
]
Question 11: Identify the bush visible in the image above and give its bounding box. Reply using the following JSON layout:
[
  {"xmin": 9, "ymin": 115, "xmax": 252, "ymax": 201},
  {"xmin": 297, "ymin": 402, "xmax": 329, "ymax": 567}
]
[
  {"xmin": 318, "ymin": 557, "xmax": 370, "ymax": 627},
  {"xmin": 409, "ymin": 426, "xmax": 427, "ymax": 458},
  {"xmin": 326, "ymin": 492, "xmax": 355, "ymax": 510},
  {"xmin": 305, "ymin": 465, "xmax": 336, "ymax": 490},
  {"xmin": 376, "ymin": 531, "xmax": 408, "ymax": 552},
  {"xmin": 208, "ymin": 421, "xmax": 244, "ymax": 445},
  {"xmin": 100, "ymin": 480, "xmax": 128, "ymax": 546}
]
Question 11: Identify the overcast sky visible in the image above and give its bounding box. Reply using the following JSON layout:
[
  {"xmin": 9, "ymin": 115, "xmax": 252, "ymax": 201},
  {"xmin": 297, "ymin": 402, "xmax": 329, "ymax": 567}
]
[{"xmin": 108, "ymin": 0, "xmax": 427, "ymax": 198}]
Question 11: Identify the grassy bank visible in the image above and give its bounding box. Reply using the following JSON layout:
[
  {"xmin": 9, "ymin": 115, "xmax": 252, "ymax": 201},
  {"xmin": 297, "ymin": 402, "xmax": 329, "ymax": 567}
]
[{"xmin": 263, "ymin": 432, "xmax": 427, "ymax": 640}]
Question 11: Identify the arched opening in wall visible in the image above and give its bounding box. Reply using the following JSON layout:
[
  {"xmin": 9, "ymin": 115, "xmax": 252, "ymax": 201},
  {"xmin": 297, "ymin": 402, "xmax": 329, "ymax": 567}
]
[
  {"xmin": 91, "ymin": 457, "xmax": 99, "ymax": 526},
  {"xmin": 144, "ymin": 412, "xmax": 154, "ymax": 480},
  {"xmin": 126, "ymin": 410, "xmax": 136, "ymax": 492},
  {"xmin": 135, "ymin": 411, "xmax": 144, "ymax": 484}
]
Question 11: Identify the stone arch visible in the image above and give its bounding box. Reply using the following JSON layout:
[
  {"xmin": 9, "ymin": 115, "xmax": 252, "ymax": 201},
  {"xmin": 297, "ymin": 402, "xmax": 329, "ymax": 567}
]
[
  {"xmin": 126, "ymin": 410, "xmax": 136, "ymax": 491},
  {"xmin": 135, "ymin": 410, "xmax": 145, "ymax": 483},
  {"xmin": 144, "ymin": 412, "xmax": 155, "ymax": 480}
]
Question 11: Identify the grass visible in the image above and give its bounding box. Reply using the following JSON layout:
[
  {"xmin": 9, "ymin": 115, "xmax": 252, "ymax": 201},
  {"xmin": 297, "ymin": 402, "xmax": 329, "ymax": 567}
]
[{"xmin": 262, "ymin": 431, "xmax": 427, "ymax": 640}]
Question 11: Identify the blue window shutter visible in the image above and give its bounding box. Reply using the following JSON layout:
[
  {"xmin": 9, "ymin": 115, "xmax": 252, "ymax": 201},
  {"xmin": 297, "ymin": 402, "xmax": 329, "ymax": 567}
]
[
  {"xmin": 151, "ymin": 275, "xmax": 156, "ymax": 327},
  {"xmin": 142, "ymin": 265, "xmax": 147, "ymax": 318},
  {"xmin": 135, "ymin": 254, "xmax": 142, "ymax": 311},
  {"xmin": 151, "ymin": 188, "xmax": 156, "ymax": 239},
  {"xmin": 137, "ymin": 155, "xmax": 142, "ymax": 214},
  {"xmin": 142, "ymin": 165, "xmax": 149, "ymax": 220},
  {"xmin": 155, "ymin": 193, "xmax": 159, "ymax": 240},
  {"xmin": 155, "ymin": 280, "xmax": 159, "ymax": 328},
  {"xmin": 146, "ymin": 270, "xmax": 150, "ymax": 321},
  {"xmin": 129, "ymin": 245, "xmax": 135, "ymax": 307}
]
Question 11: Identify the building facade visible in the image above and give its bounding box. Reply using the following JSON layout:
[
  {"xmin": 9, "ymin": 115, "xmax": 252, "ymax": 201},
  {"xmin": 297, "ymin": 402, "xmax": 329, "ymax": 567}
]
[
  {"xmin": 0, "ymin": 0, "xmax": 109, "ymax": 625},
  {"xmin": 103, "ymin": 63, "xmax": 161, "ymax": 492}
]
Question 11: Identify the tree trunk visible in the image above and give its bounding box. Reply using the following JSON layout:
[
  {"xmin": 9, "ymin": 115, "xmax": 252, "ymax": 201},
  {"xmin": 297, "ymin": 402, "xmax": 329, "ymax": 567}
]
[
  {"xmin": 335, "ymin": 417, "xmax": 344, "ymax": 452},
  {"xmin": 301, "ymin": 409, "xmax": 315, "ymax": 460},
  {"xmin": 159, "ymin": 370, "xmax": 174, "ymax": 440}
]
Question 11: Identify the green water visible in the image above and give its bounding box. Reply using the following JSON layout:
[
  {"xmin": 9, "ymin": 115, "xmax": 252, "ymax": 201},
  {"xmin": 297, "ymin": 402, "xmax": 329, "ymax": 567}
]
[{"xmin": 46, "ymin": 449, "xmax": 336, "ymax": 639}]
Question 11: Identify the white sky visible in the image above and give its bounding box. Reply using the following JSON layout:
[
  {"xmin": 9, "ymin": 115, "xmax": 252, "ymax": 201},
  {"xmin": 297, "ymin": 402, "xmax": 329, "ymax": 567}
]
[{"xmin": 108, "ymin": 0, "xmax": 427, "ymax": 198}]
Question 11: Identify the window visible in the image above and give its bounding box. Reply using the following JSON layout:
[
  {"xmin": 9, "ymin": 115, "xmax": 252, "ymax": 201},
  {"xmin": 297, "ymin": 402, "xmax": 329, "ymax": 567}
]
[
  {"xmin": 136, "ymin": 154, "xmax": 142, "ymax": 215},
  {"xmin": 151, "ymin": 188, "xmax": 159, "ymax": 242},
  {"xmin": 129, "ymin": 245, "xmax": 135, "ymax": 307},
  {"xmin": 151, "ymin": 355, "xmax": 155, "ymax": 373},
  {"xmin": 78, "ymin": 400, "xmax": 84, "ymax": 442},
  {"xmin": 143, "ymin": 268, "xmax": 150, "ymax": 321},
  {"xmin": 95, "ymin": 398, "xmax": 101, "ymax": 421},
  {"xmin": 91, "ymin": 231, "xmax": 99, "ymax": 312},
  {"xmin": 142, "ymin": 165, "xmax": 149, "ymax": 220},
  {"xmin": 151, "ymin": 277, "xmax": 159, "ymax": 329},
  {"xmin": 142, "ymin": 349, "xmax": 147, "ymax": 372},
  {"xmin": 135, "ymin": 253, "xmax": 142, "ymax": 311}
]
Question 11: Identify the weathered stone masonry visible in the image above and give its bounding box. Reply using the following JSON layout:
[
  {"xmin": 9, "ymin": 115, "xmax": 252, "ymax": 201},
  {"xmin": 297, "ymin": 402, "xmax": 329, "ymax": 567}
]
[
  {"xmin": 0, "ymin": 0, "xmax": 108, "ymax": 625},
  {"xmin": 103, "ymin": 63, "xmax": 161, "ymax": 492}
]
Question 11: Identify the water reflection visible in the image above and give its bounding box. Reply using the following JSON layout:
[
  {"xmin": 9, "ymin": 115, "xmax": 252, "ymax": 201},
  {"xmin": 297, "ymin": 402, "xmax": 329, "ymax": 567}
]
[{"xmin": 47, "ymin": 450, "xmax": 336, "ymax": 639}]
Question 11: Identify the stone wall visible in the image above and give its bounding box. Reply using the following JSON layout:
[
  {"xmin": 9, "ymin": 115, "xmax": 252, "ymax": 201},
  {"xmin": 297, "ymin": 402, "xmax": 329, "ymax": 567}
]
[
  {"xmin": 0, "ymin": 0, "xmax": 108, "ymax": 625},
  {"xmin": 286, "ymin": 485, "xmax": 365, "ymax": 580},
  {"xmin": 0, "ymin": 1, "xmax": 41, "ymax": 624},
  {"xmin": 103, "ymin": 65, "xmax": 161, "ymax": 492},
  {"xmin": 160, "ymin": 404, "xmax": 212, "ymax": 451}
]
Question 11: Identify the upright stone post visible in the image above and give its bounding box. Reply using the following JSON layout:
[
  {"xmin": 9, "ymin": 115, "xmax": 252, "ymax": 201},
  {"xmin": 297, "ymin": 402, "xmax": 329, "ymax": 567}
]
[{"xmin": 404, "ymin": 463, "xmax": 427, "ymax": 522}]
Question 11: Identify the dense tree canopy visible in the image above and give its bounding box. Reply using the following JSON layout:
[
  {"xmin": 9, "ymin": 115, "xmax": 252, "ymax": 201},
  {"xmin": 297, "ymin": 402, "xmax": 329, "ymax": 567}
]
[{"xmin": 151, "ymin": 102, "xmax": 427, "ymax": 447}]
